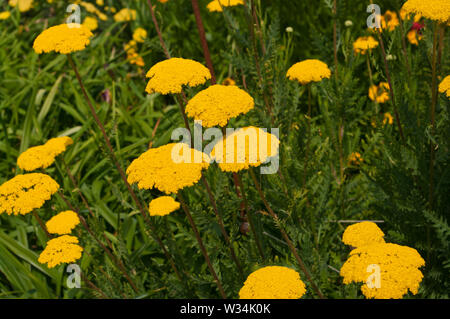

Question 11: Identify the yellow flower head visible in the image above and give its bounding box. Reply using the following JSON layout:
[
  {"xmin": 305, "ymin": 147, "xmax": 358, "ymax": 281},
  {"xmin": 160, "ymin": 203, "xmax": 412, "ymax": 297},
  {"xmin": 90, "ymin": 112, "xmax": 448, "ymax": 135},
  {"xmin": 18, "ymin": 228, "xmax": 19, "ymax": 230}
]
[
  {"xmin": 9, "ymin": 0, "xmax": 33, "ymax": 12},
  {"xmin": 342, "ymin": 221, "xmax": 385, "ymax": 248},
  {"xmin": 340, "ymin": 243, "xmax": 425, "ymax": 299},
  {"xmin": 368, "ymin": 82, "xmax": 390, "ymax": 103},
  {"xmin": 380, "ymin": 10, "xmax": 400, "ymax": 31},
  {"xmin": 210, "ymin": 127, "xmax": 280, "ymax": 173},
  {"xmin": 133, "ymin": 27, "xmax": 147, "ymax": 43},
  {"xmin": 222, "ymin": 77, "xmax": 236, "ymax": 86},
  {"xmin": 38, "ymin": 235, "xmax": 83, "ymax": 268},
  {"xmin": 113, "ymin": 8, "xmax": 137, "ymax": 22},
  {"xmin": 149, "ymin": 196, "xmax": 180, "ymax": 216},
  {"xmin": 383, "ymin": 112, "xmax": 394, "ymax": 125},
  {"xmin": 286, "ymin": 59, "xmax": 331, "ymax": 85},
  {"xmin": 145, "ymin": 58, "xmax": 211, "ymax": 95},
  {"xmin": 239, "ymin": 266, "xmax": 306, "ymax": 299},
  {"xmin": 0, "ymin": 11, "xmax": 11, "ymax": 20},
  {"xmin": 17, "ymin": 136, "xmax": 73, "ymax": 172},
  {"xmin": 46, "ymin": 210, "xmax": 80, "ymax": 235},
  {"xmin": 438, "ymin": 75, "xmax": 450, "ymax": 98},
  {"xmin": 353, "ymin": 36, "xmax": 379, "ymax": 55},
  {"xmin": 185, "ymin": 85, "xmax": 254, "ymax": 128},
  {"xmin": 207, "ymin": 0, "xmax": 244, "ymax": 12},
  {"xmin": 348, "ymin": 152, "xmax": 363, "ymax": 165},
  {"xmin": 82, "ymin": 16, "xmax": 98, "ymax": 31},
  {"xmin": 33, "ymin": 24, "xmax": 93, "ymax": 54},
  {"xmin": 0, "ymin": 173, "xmax": 59, "ymax": 216},
  {"xmin": 126, "ymin": 143, "xmax": 210, "ymax": 194},
  {"xmin": 402, "ymin": 0, "xmax": 450, "ymax": 23},
  {"xmin": 407, "ymin": 29, "xmax": 424, "ymax": 45}
]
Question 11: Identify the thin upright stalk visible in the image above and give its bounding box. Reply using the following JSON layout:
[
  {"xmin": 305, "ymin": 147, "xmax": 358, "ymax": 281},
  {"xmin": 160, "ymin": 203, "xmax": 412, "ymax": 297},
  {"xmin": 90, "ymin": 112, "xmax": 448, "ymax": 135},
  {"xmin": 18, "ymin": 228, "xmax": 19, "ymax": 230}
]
[
  {"xmin": 177, "ymin": 193, "xmax": 227, "ymax": 298},
  {"xmin": 397, "ymin": 11, "xmax": 411, "ymax": 76},
  {"xmin": 249, "ymin": 169, "xmax": 325, "ymax": 299},
  {"xmin": 332, "ymin": 0, "xmax": 338, "ymax": 80},
  {"xmin": 32, "ymin": 211, "xmax": 51, "ymax": 239},
  {"xmin": 201, "ymin": 175, "xmax": 244, "ymax": 278},
  {"xmin": 147, "ymin": 0, "xmax": 170, "ymax": 58},
  {"xmin": 56, "ymin": 190, "xmax": 140, "ymax": 293},
  {"xmin": 302, "ymin": 84, "xmax": 312, "ymax": 190},
  {"xmin": 190, "ymin": 0, "xmax": 216, "ymax": 83},
  {"xmin": 429, "ymin": 22, "xmax": 439, "ymax": 210},
  {"xmin": 235, "ymin": 172, "xmax": 265, "ymax": 260},
  {"xmin": 376, "ymin": 30, "xmax": 405, "ymax": 143},
  {"xmin": 67, "ymin": 54, "xmax": 182, "ymax": 283}
]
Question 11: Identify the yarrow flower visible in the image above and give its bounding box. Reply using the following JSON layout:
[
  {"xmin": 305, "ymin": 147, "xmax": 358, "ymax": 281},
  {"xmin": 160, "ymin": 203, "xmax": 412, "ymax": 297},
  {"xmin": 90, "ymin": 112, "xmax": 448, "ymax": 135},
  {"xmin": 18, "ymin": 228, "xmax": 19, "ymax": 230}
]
[
  {"xmin": 286, "ymin": 59, "xmax": 331, "ymax": 85},
  {"xmin": 369, "ymin": 82, "xmax": 390, "ymax": 103},
  {"xmin": 348, "ymin": 152, "xmax": 363, "ymax": 166},
  {"xmin": 0, "ymin": 173, "xmax": 59, "ymax": 216},
  {"xmin": 9, "ymin": 0, "xmax": 33, "ymax": 12},
  {"xmin": 126, "ymin": 143, "xmax": 210, "ymax": 194},
  {"xmin": 340, "ymin": 243, "xmax": 425, "ymax": 299},
  {"xmin": 82, "ymin": 16, "xmax": 99, "ymax": 31},
  {"xmin": 45, "ymin": 210, "xmax": 80, "ymax": 235},
  {"xmin": 210, "ymin": 127, "xmax": 280, "ymax": 173},
  {"xmin": 342, "ymin": 222, "xmax": 385, "ymax": 248},
  {"xmin": 383, "ymin": 112, "xmax": 394, "ymax": 125},
  {"xmin": 402, "ymin": 0, "xmax": 450, "ymax": 24},
  {"xmin": 438, "ymin": 75, "xmax": 450, "ymax": 98},
  {"xmin": 38, "ymin": 235, "xmax": 83, "ymax": 268},
  {"xmin": 207, "ymin": 0, "xmax": 244, "ymax": 12},
  {"xmin": 149, "ymin": 196, "xmax": 180, "ymax": 216},
  {"xmin": 145, "ymin": 58, "xmax": 211, "ymax": 95},
  {"xmin": 133, "ymin": 27, "xmax": 147, "ymax": 43},
  {"xmin": 0, "ymin": 11, "xmax": 11, "ymax": 20},
  {"xmin": 113, "ymin": 8, "xmax": 137, "ymax": 22},
  {"xmin": 185, "ymin": 85, "xmax": 255, "ymax": 128},
  {"xmin": 33, "ymin": 24, "xmax": 93, "ymax": 54},
  {"xmin": 222, "ymin": 77, "xmax": 236, "ymax": 86},
  {"xmin": 80, "ymin": 1, "xmax": 107, "ymax": 21},
  {"xmin": 239, "ymin": 266, "xmax": 306, "ymax": 299},
  {"xmin": 353, "ymin": 36, "xmax": 379, "ymax": 55},
  {"xmin": 17, "ymin": 136, "xmax": 73, "ymax": 172}
]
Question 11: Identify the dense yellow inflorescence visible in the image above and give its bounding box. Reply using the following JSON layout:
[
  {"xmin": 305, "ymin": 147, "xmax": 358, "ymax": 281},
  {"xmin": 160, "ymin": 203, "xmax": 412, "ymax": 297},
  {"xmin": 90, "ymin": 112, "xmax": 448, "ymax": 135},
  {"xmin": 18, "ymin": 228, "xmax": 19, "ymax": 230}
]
[
  {"xmin": 368, "ymin": 82, "xmax": 390, "ymax": 103},
  {"xmin": 38, "ymin": 235, "xmax": 83, "ymax": 268},
  {"xmin": 133, "ymin": 27, "xmax": 147, "ymax": 43},
  {"xmin": 126, "ymin": 143, "xmax": 210, "ymax": 194},
  {"xmin": 145, "ymin": 58, "xmax": 211, "ymax": 95},
  {"xmin": 239, "ymin": 266, "xmax": 306, "ymax": 299},
  {"xmin": 348, "ymin": 152, "xmax": 363, "ymax": 166},
  {"xmin": 46, "ymin": 210, "xmax": 80, "ymax": 235},
  {"xmin": 342, "ymin": 221, "xmax": 385, "ymax": 248},
  {"xmin": 402, "ymin": 0, "xmax": 450, "ymax": 23},
  {"xmin": 113, "ymin": 8, "xmax": 136, "ymax": 22},
  {"xmin": 210, "ymin": 127, "xmax": 280, "ymax": 173},
  {"xmin": 17, "ymin": 136, "xmax": 73, "ymax": 171},
  {"xmin": 82, "ymin": 16, "xmax": 98, "ymax": 31},
  {"xmin": 286, "ymin": 59, "xmax": 331, "ymax": 85},
  {"xmin": 438, "ymin": 75, "xmax": 450, "ymax": 98},
  {"xmin": 33, "ymin": 24, "xmax": 93, "ymax": 54},
  {"xmin": 149, "ymin": 196, "xmax": 180, "ymax": 216},
  {"xmin": 0, "ymin": 173, "xmax": 59, "ymax": 216},
  {"xmin": 185, "ymin": 85, "xmax": 255, "ymax": 128},
  {"xmin": 353, "ymin": 36, "xmax": 379, "ymax": 55},
  {"xmin": 9, "ymin": 0, "xmax": 33, "ymax": 12},
  {"xmin": 207, "ymin": 0, "xmax": 244, "ymax": 12},
  {"xmin": 340, "ymin": 243, "xmax": 425, "ymax": 299},
  {"xmin": 0, "ymin": 11, "xmax": 11, "ymax": 20}
]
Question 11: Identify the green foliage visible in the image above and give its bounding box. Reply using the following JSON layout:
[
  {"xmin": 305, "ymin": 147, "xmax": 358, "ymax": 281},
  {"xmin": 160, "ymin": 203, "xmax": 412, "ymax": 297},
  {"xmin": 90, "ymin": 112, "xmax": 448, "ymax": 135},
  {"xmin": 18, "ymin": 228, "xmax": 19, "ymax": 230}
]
[{"xmin": 0, "ymin": 0, "xmax": 448, "ymax": 299}]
